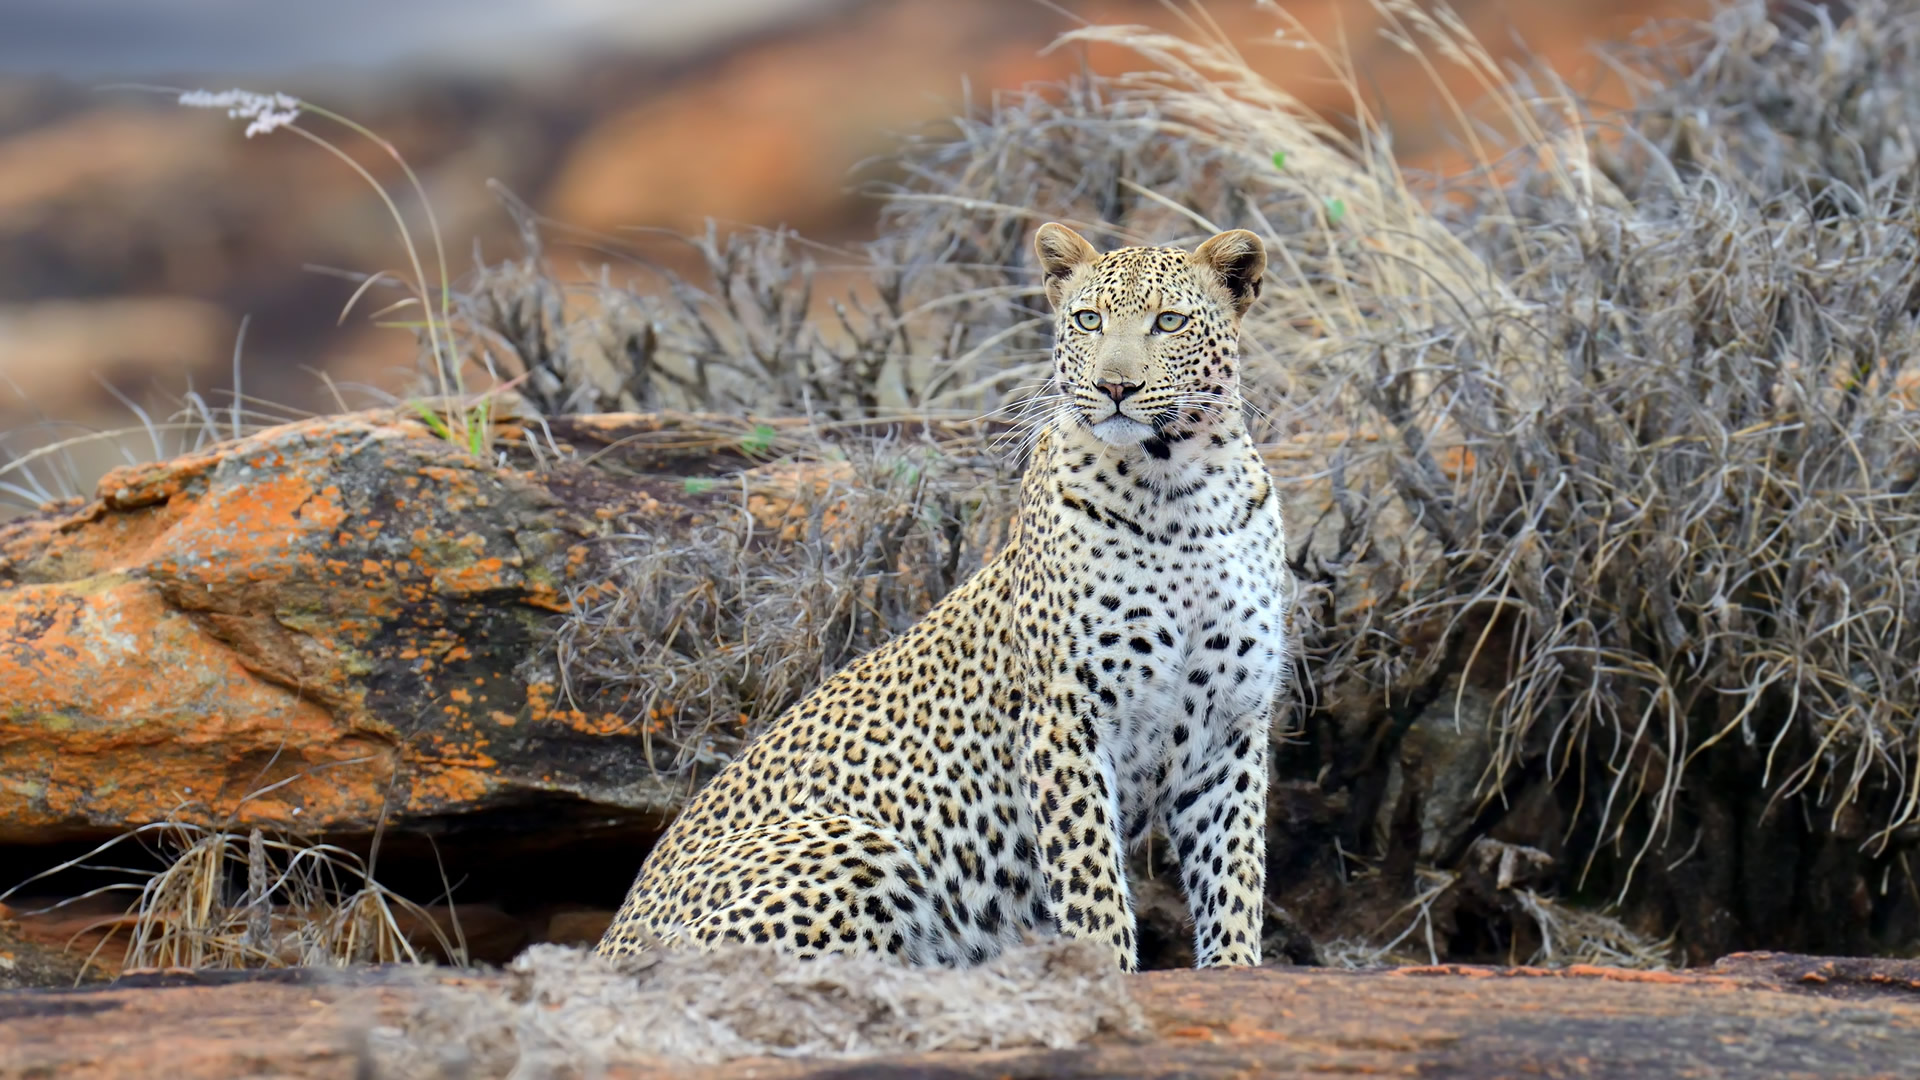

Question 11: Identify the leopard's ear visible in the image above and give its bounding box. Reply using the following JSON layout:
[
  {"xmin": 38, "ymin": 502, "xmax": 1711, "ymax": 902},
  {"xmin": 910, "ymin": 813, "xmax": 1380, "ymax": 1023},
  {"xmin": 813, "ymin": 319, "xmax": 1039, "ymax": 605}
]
[
  {"xmin": 1192, "ymin": 229, "xmax": 1266, "ymax": 318},
  {"xmin": 1034, "ymin": 223, "xmax": 1100, "ymax": 311}
]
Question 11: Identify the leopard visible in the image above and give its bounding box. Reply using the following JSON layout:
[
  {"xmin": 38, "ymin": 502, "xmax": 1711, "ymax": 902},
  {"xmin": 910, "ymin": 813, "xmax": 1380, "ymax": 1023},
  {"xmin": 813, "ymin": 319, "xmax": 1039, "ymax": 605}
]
[{"xmin": 596, "ymin": 223, "xmax": 1294, "ymax": 971}]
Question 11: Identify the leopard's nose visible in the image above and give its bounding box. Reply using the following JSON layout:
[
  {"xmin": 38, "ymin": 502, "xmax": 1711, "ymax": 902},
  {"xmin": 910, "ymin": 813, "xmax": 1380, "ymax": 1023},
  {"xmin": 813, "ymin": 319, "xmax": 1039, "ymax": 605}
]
[{"xmin": 1097, "ymin": 381, "xmax": 1143, "ymax": 404}]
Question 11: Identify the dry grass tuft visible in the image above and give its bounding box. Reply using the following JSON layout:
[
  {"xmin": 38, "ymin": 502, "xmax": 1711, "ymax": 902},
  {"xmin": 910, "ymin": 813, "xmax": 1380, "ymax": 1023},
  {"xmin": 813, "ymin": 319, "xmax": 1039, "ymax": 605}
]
[
  {"xmin": 1318, "ymin": 840, "xmax": 1674, "ymax": 969},
  {"xmin": 368, "ymin": 936, "xmax": 1144, "ymax": 1074},
  {"xmin": 116, "ymin": 820, "xmax": 461, "ymax": 971},
  {"xmin": 1509, "ymin": 889, "xmax": 1675, "ymax": 970},
  {"xmin": 2, "ymin": 803, "xmax": 464, "ymax": 978}
]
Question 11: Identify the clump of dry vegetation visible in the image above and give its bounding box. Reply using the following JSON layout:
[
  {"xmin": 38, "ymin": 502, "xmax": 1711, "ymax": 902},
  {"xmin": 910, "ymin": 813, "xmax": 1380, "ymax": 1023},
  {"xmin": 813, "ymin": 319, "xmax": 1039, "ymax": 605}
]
[
  {"xmin": 1315, "ymin": 837, "xmax": 1675, "ymax": 969},
  {"xmin": 478, "ymin": 0, "xmax": 1920, "ymax": 962},
  {"xmin": 2, "ymin": 802, "xmax": 464, "ymax": 978},
  {"xmin": 549, "ymin": 433, "xmax": 1017, "ymax": 771},
  {"xmin": 368, "ymin": 936, "xmax": 1143, "ymax": 1073}
]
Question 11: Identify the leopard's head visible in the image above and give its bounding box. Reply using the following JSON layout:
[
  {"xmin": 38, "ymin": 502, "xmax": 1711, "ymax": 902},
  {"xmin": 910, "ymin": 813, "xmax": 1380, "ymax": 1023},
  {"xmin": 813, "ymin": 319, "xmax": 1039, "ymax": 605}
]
[{"xmin": 1034, "ymin": 223, "xmax": 1265, "ymax": 450}]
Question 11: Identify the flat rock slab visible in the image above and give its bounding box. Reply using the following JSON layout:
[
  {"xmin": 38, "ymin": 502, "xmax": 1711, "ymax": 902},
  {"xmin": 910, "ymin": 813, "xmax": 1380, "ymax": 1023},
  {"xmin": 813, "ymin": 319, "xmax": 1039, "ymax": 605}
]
[{"xmin": 3, "ymin": 953, "xmax": 1918, "ymax": 1079}]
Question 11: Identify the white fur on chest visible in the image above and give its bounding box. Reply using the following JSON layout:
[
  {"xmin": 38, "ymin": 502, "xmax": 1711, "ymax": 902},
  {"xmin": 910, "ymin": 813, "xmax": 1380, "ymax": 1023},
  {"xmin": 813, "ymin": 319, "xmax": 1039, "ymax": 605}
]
[
  {"xmin": 1048, "ymin": 448, "xmax": 1292, "ymax": 839},
  {"xmin": 1114, "ymin": 511, "xmax": 1286, "ymax": 729}
]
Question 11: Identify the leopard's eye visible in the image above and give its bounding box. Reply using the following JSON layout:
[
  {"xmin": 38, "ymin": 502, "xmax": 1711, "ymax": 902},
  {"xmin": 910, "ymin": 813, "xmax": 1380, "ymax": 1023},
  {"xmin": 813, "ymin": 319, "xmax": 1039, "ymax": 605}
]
[
  {"xmin": 1072, "ymin": 310, "xmax": 1103, "ymax": 333},
  {"xmin": 1154, "ymin": 311, "xmax": 1190, "ymax": 333}
]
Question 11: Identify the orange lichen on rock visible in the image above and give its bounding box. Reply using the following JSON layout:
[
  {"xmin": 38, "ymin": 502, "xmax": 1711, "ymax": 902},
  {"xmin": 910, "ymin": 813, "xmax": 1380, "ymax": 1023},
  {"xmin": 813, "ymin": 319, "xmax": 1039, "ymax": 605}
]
[
  {"xmin": 0, "ymin": 410, "xmax": 686, "ymax": 842},
  {"xmin": 0, "ymin": 572, "xmax": 386, "ymax": 838}
]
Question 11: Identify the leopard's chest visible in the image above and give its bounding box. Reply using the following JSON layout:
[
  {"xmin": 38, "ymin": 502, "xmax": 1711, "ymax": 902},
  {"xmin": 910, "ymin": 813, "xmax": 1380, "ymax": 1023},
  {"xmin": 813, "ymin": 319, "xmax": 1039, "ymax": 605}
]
[{"xmin": 1049, "ymin": 493, "xmax": 1291, "ymax": 837}]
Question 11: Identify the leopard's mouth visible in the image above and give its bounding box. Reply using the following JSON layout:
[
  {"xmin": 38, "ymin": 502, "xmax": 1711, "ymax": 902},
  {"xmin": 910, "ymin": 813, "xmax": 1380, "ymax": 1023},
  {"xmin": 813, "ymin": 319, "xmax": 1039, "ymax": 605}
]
[{"xmin": 1087, "ymin": 411, "xmax": 1156, "ymax": 445}]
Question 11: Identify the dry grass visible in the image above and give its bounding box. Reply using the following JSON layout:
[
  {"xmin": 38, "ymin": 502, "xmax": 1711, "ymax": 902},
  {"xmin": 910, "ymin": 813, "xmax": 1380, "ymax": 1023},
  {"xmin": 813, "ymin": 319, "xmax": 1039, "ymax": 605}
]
[
  {"xmin": 1509, "ymin": 888, "xmax": 1675, "ymax": 969},
  {"xmin": 1317, "ymin": 839, "xmax": 1674, "ymax": 969},
  {"xmin": 1317, "ymin": 886, "xmax": 1672, "ymax": 971},
  {"xmin": 367, "ymin": 936, "xmax": 1144, "ymax": 1074},
  {"xmin": 1, "ymin": 799, "xmax": 464, "ymax": 979}
]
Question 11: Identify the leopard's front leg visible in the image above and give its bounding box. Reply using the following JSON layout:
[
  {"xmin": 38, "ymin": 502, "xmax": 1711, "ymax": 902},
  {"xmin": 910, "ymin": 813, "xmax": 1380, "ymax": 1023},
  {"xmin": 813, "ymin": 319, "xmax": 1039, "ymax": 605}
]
[
  {"xmin": 1165, "ymin": 725, "xmax": 1268, "ymax": 967},
  {"xmin": 1022, "ymin": 690, "xmax": 1137, "ymax": 971}
]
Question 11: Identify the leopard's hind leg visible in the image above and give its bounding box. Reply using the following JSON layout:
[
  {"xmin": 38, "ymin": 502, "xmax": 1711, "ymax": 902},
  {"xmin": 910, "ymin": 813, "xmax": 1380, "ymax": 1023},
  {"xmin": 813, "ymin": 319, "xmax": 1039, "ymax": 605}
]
[{"xmin": 595, "ymin": 816, "xmax": 963, "ymax": 966}]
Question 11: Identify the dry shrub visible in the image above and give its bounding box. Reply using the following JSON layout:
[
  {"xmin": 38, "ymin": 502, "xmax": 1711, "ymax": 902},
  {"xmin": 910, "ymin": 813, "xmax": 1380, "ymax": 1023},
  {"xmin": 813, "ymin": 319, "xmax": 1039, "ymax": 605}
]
[
  {"xmin": 1416, "ymin": 0, "xmax": 1920, "ymax": 885},
  {"xmin": 457, "ymin": 193, "xmax": 975, "ymax": 421},
  {"xmin": 549, "ymin": 431, "xmax": 1016, "ymax": 773},
  {"xmin": 475, "ymin": 0, "xmax": 1920, "ymax": 957},
  {"xmin": 368, "ymin": 937, "xmax": 1144, "ymax": 1075}
]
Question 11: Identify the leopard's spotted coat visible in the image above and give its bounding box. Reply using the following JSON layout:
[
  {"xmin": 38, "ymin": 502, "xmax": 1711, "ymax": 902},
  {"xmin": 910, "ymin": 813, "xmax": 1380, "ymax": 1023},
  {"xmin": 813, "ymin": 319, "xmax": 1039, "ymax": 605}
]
[{"xmin": 597, "ymin": 224, "xmax": 1293, "ymax": 970}]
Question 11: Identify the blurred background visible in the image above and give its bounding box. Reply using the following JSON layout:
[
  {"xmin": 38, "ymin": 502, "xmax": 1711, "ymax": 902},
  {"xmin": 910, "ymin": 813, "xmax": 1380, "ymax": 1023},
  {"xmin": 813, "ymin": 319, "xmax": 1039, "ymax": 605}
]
[{"xmin": 0, "ymin": 0, "xmax": 1706, "ymax": 444}]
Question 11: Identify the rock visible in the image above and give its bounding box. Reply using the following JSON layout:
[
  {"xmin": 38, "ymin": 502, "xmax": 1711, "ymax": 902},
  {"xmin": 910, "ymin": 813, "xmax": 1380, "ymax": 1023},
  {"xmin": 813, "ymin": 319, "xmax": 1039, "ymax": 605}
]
[
  {"xmin": 0, "ymin": 407, "xmax": 1013, "ymax": 847},
  {"xmin": 542, "ymin": 908, "xmax": 615, "ymax": 948},
  {"xmin": 0, "ymin": 896, "xmax": 125, "ymax": 985},
  {"xmin": 0, "ymin": 909, "xmax": 107, "ymax": 990},
  {"xmin": 0, "ymin": 409, "xmax": 766, "ymax": 843},
  {"xmin": 0, "ymin": 107, "xmax": 220, "ymax": 223},
  {"xmin": 1374, "ymin": 675, "xmax": 1499, "ymax": 864},
  {"xmin": 1711, "ymin": 951, "xmax": 1920, "ymax": 995},
  {"xmin": 3, "ymin": 954, "xmax": 1919, "ymax": 1078}
]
